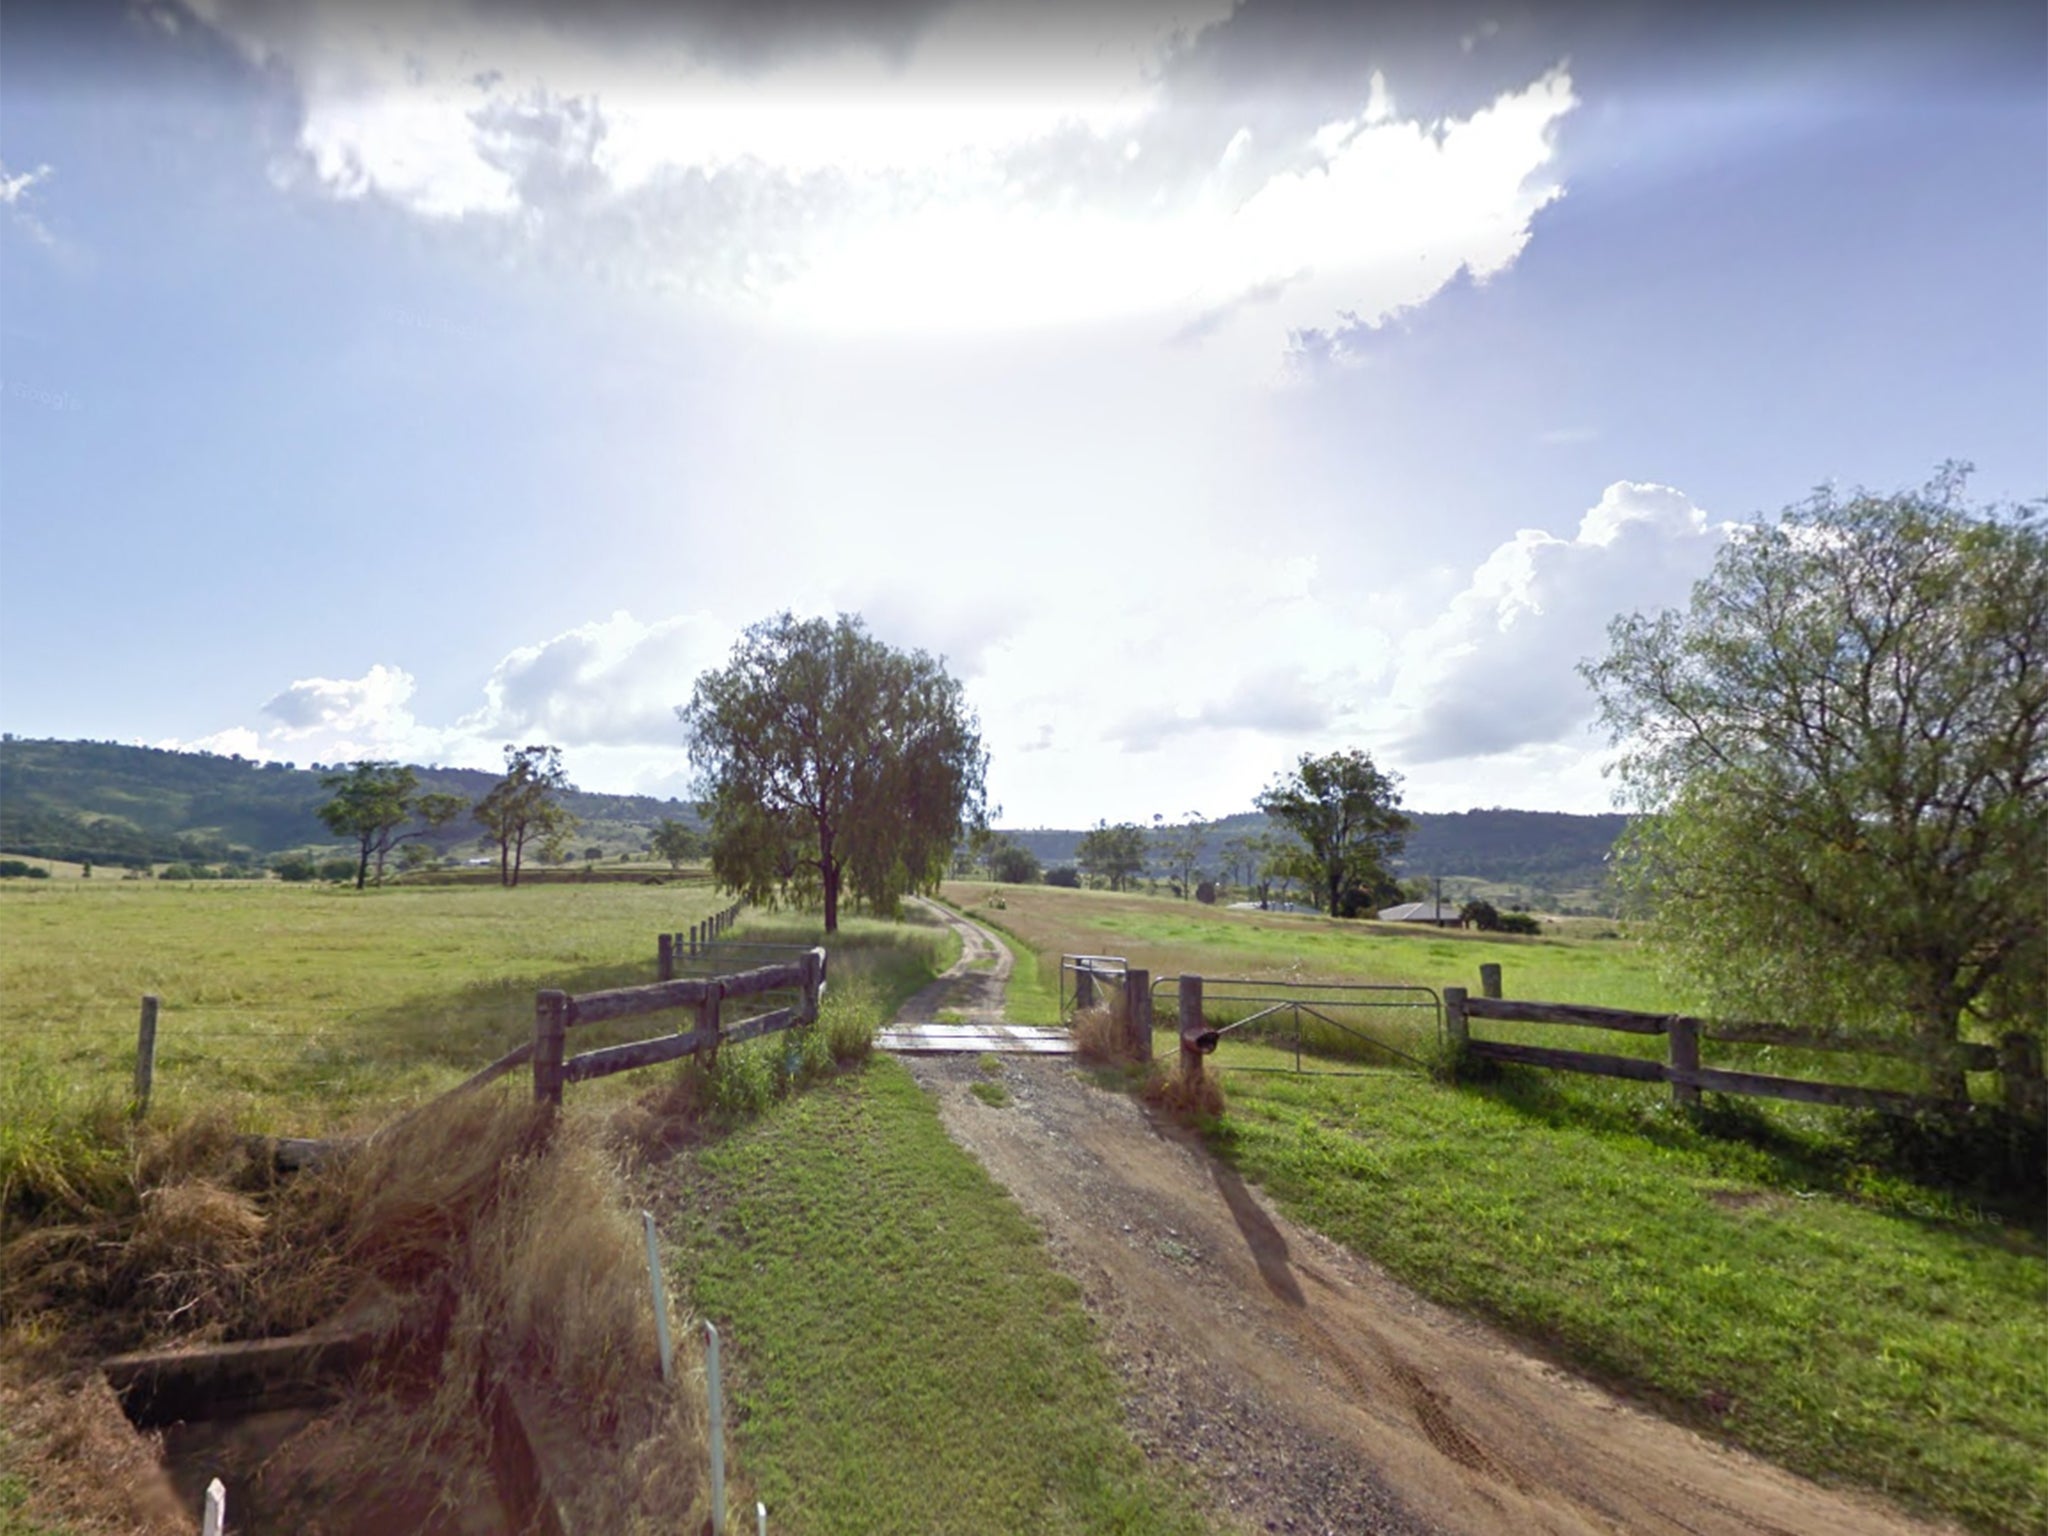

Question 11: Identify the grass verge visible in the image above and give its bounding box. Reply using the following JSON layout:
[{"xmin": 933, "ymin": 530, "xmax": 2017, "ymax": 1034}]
[
  {"xmin": 1203, "ymin": 1047, "xmax": 2047, "ymax": 1535},
  {"xmin": 661, "ymin": 1061, "xmax": 1207, "ymax": 1535}
]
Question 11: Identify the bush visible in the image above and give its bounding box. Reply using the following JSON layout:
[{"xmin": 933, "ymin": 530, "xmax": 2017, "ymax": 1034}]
[
  {"xmin": 318, "ymin": 856, "xmax": 359, "ymax": 883},
  {"xmin": 1460, "ymin": 898, "xmax": 1502, "ymax": 931},
  {"xmin": 1195, "ymin": 880, "xmax": 1217, "ymax": 904},
  {"xmin": 1496, "ymin": 911, "xmax": 1541, "ymax": 935},
  {"xmin": 272, "ymin": 853, "xmax": 318, "ymax": 882},
  {"xmin": 988, "ymin": 843, "xmax": 1041, "ymax": 884},
  {"xmin": 1044, "ymin": 865, "xmax": 1081, "ymax": 889},
  {"xmin": 0, "ymin": 860, "xmax": 49, "ymax": 879}
]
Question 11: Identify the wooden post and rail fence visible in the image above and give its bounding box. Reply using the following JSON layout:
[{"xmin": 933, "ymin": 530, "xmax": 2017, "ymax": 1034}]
[
  {"xmin": 1074, "ymin": 958, "xmax": 2041, "ymax": 1127},
  {"xmin": 1442, "ymin": 985, "xmax": 2046, "ymax": 1120},
  {"xmin": 657, "ymin": 901, "xmax": 745, "ymax": 981}
]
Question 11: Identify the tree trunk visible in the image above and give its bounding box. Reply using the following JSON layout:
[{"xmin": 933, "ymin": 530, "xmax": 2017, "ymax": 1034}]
[
  {"xmin": 1911, "ymin": 975, "xmax": 1969, "ymax": 1102},
  {"xmin": 822, "ymin": 859, "xmax": 841, "ymax": 934},
  {"xmin": 355, "ymin": 837, "xmax": 370, "ymax": 891}
]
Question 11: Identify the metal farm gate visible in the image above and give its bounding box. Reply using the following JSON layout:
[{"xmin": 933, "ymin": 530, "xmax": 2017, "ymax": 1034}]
[{"xmin": 1153, "ymin": 975, "xmax": 1441, "ymax": 1075}]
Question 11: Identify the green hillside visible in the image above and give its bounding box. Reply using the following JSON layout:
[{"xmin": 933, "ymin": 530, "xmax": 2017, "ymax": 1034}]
[
  {"xmin": 998, "ymin": 806, "xmax": 1626, "ymax": 912},
  {"xmin": 0, "ymin": 737, "xmax": 699, "ymax": 867}
]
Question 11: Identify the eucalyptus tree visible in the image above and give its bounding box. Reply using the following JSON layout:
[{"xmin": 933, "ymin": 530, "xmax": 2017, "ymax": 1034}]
[
  {"xmin": 680, "ymin": 613, "xmax": 988, "ymax": 933},
  {"xmin": 473, "ymin": 745, "xmax": 575, "ymax": 888},
  {"xmin": 316, "ymin": 761, "xmax": 464, "ymax": 889},
  {"xmin": 1255, "ymin": 750, "xmax": 1410, "ymax": 918}
]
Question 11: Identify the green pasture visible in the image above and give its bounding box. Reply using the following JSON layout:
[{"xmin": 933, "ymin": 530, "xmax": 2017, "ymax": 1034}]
[
  {"xmin": 955, "ymin": 883, "xmax": 2048, "ymax": 1535},
  {"xmin": 0, "ymin": 880, "xmax": 954, "ymax": 1215}
]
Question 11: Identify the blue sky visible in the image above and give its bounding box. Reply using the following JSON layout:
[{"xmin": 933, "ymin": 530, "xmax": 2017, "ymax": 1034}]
[{"xmin": 2, "ymin": 0, "xmax": 2042, "ymax": 824}]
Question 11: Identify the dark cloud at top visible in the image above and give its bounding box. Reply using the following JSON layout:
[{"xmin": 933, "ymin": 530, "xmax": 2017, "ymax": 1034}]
[{"xmin": 476, "ymin": 0, "xmax": 956, "ymax": 73}]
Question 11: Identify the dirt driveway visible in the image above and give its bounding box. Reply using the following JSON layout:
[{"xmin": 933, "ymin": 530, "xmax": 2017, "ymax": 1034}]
[{"xmin": 899, "ymin": 905, "xmax": 1947, "ymax": 1536}]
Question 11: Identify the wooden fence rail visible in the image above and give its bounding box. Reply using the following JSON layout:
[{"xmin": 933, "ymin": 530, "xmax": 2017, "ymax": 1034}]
[
  {"xmin": 1444, "ymin": 986, "xmax": 2044, "ymax": 1119},
  {"xmin": 535, "ymin": 947, "xmax": 825, "ymax": 1107}
]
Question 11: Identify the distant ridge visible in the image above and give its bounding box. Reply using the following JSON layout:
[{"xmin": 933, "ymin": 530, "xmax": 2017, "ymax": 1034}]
[
  {"xmin": 0, "ymin": 738, "xmax": 1625, "ymax": 908},
  {"xmin": 0, "ymin": 737, "xmax": 697, "ymax": 867},
  {"xmin": 994, "ymin": 807, "xmax": 1626, "ymax": 912}
]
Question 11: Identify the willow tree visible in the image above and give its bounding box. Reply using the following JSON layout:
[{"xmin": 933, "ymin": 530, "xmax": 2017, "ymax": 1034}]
[
  {"xmin": 680, "ymin": 613, "xmax": 988, "ymax": 933},
  {"xmin": 1584, "ymin": 466, "xmax": 2047, "ymax": 1096}
]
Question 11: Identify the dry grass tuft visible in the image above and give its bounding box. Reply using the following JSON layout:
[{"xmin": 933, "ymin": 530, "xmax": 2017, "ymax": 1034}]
[
  {"xmin": 1072, "ymin": 1005, "xmax": 1137, "ymax": 1065},
  {"xmin": 1142, "ymin": 1061, "xmax": 1229, "ymax": 1119},
  {"xmin": 0, "ymin": 1368, "xmax": 188, "ymax": 1535}
]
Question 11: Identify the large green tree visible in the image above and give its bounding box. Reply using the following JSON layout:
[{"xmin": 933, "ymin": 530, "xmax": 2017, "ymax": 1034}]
[
  {"xmin": 473, "ymin": 745, "xmax": 575, "ymax": 888},
  {"xmin": 315, "ymin": 761, "xmax": 464, "ymax": 889},
  {"xmin": 1584, "ymin": 467, "xmax": 2047, "ymax": 1096},
  {"xmin": 1076, "ymin": 820, "xmax": 1147, "ymax": 891},
  {"xmin": 650, "ymin": 817, "xmax": 701, "ymax": 873},
  {"xmin": 1254, "ymin": 749, "xmax": 1410, "ymax": 919},
  {"xmin": 680, "ymin": 613, "xmax": 988, "ymax": 933}
]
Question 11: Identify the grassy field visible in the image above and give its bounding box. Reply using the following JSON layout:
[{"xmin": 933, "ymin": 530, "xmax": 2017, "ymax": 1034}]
[
  {"xmin": 949, "ymin": 881, "xmax": 2048, "ymax": 1536},
  {"xmin": 661, "ymin": 1060, "xmax": 1205, "ymax": 1536},
  {"xmin": 0, "ymin": 880, "xmax": 956, "ymax": 1221}
]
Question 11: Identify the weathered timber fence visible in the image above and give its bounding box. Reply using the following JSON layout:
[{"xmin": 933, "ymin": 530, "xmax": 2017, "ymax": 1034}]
[
  {"xmin": 533, "ymin": 947, "xmax": 825, "ymax": 1107},
  {"xmin": 657, "ymin": 901, "xmax": 746, "ymax": 980},
  {"xmin": 1444, "ymin": 986, "xmax": 2046, "ymax": 1119}
]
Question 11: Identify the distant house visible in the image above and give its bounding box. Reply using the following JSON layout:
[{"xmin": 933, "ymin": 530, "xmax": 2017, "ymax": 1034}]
[{"xmin": 1377, "ymin": 901, "xmax": 1462, "ymax": 927}]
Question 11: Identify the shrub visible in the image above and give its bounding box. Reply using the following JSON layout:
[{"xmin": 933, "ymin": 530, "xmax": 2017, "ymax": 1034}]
[
  {"xmin": 0, "ymin": 859, "xmax": 49, "ymax": 879},
  {"xmin": 318, "ymin": 856, "xmax": 358, "ymax": 883},
  {"xmin": 272, "ymin": 853, "xmax": 318, "ymax": 882},
  {"xmin": 1141, "ymin": 1060, "xmax": 1227, "ymax": 1119},
  {"xmin": 1072, "ymin": 1005, "xmax": 1137, "ymax": 1065},
  {"xmin": 1044, "ymin": 865, "xmax": 1081, "ymax": 889},
  {"xmin": 1496, "ymin": 911, "xmax": 1541, "ymax": 935}
]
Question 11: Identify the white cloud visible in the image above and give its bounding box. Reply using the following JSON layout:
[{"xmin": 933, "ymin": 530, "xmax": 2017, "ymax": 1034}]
[
  {"xmin": 1387, "ymin": 481, "xmax": 1728, "ymax": 765},
  {"xmin": 175, "ymin": 1, "xmax": 1576, "ymax": 369},
  {"xmin": 468, "ymin": 609, "xmax": 730, "ymax": 746},
  {"xmin": 0, "ymin": 158, "xmax": 57, "ymax": 245}
]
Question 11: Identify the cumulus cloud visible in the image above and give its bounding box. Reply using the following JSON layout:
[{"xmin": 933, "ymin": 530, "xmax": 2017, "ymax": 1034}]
[
  {"xmin": 1389, "ymin": 481, "xmax": 1728, "ymax": 764},
  {"xmin": 469, "ymin": 610, "xmax": 730, "ymax": 746},
  {"xmin": 171, "ymin": 0, "xmax": 1575, "ymax": 370},
  {"xmin": 1110, "ymin": 665, "xmax": 1338, "ymax": 749}
]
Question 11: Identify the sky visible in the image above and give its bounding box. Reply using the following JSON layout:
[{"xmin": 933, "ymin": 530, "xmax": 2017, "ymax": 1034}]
[{"xmin": 2, "ymin": 0, "xmax": 2042, "ymax": 826}]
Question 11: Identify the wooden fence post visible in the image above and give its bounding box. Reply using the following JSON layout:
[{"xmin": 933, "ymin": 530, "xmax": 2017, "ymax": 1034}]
[
  {"xmin": 133, "ymin": 995, "xmax": 160, "ymax": 1119},
  {"xmin": 533, "ymin": 991, "xmax": 569, "ymax": 1107},
  {"xmin": 1668, "ymin": 1014, "xmax": 1701, "ymax": 1108},
  {"xmin": 1178, "ymin": 975, "xmax": 1205, "ymax": 1083},
  {"xmin": 2001, "ymin": 1032, "xmax": 2044, "ymax": 1119},
  {"xmin": 658, "ymin": 933, "xmax": 674, "ymax": 982},
  {"xmin": 1123, "ymin": 969, "xmax": 1152, "ymax": 1062},
  {"xmin": 802, "ymin": 950, "xmax": 822, "ymax": 1023},
  {"xmin": 1479, "ymin": 963, "xmax": 1502, "ymax": 1000},
  {"xmin": 1443, "ymin": 986, "xmax": 1468, "ymax": 1075},
  {"xmin": 699, "ymin": 980, "xmax": 723, "ymax": 1071}
]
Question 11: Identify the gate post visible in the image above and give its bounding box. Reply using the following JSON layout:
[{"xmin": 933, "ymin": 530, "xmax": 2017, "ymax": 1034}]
[
  {"xmin": 659, "ymin": 933, "xmax": 674, "ymax": 982},
  {"xmin": 1123, "ymin": 969, "xmax": 1152, "ymax": 1062},
  {"xmin": 1478, "ymin": 963, "xmax": 1502, "ymax": 1000},
  {"xmin": 1179, "ymin": 975, "xmax": 1206, "ymax": 1083},
  {"xmin": 1443, "ymin": 986, "xmax": 1469, "ymax": 1076},
  {"xmin": 1074, "ymin": 962, "xmax": 1095, "ymax": 1013}
]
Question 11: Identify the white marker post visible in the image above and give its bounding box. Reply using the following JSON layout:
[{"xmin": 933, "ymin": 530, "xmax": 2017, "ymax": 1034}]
[
  {"xmin": 201, "ymin": 1478, "xmax": 226, "ymax": 1536},
  {"xmin": 705, "ymin": 1320, "xmax": 727, "ymax": 1536},
  {"xmin": 641, "ymin": 1211, "xmax": 673, "ymax": 1383}
]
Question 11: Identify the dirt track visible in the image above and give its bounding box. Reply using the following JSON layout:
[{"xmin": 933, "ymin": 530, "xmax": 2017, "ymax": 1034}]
[{"xmin": 900, "ymin": 903, "xmax": 1948, "ymax": 1536}]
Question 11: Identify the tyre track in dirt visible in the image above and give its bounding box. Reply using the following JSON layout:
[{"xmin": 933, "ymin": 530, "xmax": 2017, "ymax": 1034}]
[{"xmin": 900, "ymin": 902, "xmax": 1952, "ymax": 1536}]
